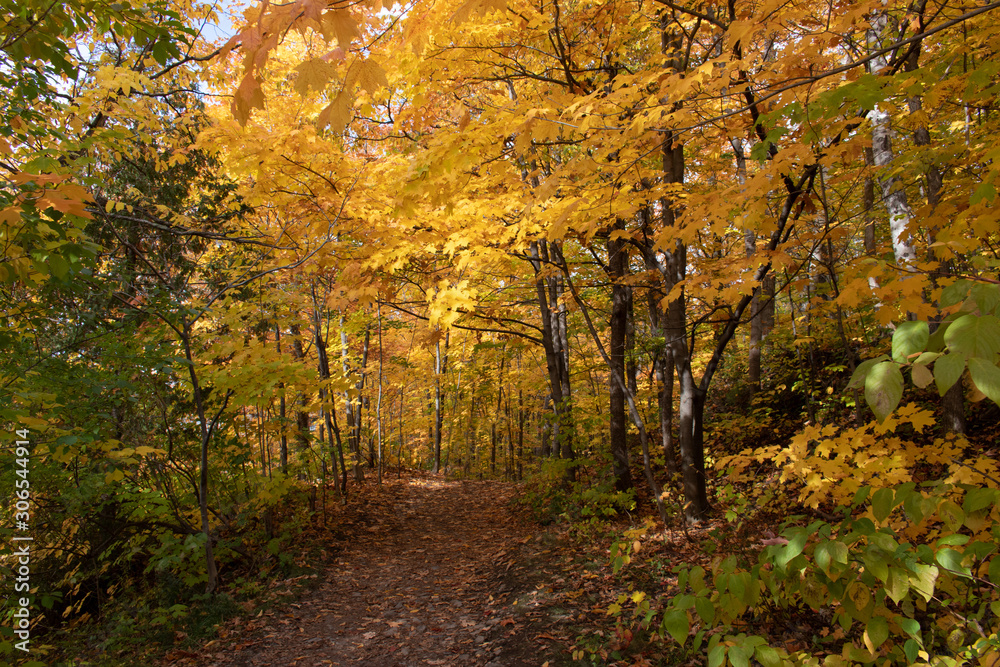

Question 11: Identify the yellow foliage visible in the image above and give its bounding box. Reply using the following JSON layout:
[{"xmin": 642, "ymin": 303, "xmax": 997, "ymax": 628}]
[{"xmin": 721, "ymin": 404, "xmax": 975, "ymax": 512}]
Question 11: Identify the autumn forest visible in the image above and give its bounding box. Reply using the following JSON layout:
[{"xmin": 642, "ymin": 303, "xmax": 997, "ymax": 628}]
[{"xmin": 3, "ymin": 0, "xmax": 1000, "ymax": 664}]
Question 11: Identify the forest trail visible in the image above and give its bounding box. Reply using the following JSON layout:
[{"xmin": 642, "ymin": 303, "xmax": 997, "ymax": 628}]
[{"xmin": 179, "ymin": 476, "xmax": 576, "ymax": 667}]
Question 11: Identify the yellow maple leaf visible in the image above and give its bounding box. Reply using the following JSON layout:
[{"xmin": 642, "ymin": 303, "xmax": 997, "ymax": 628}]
[
  {"xmin": 357, "ymin": 58, "xmax": 389, "ymax": 95},
  {"xmin": 294, "ymin": 58, "xmax": 339, "ymax": 96},
  {"xmin": 321, "ymin": 8, "xmax": 358, "ymax": 47},
  {"xmin": 451, "ymin": 0, "xmax": 507, "ymax": 24},
  {"xmin": 232, "ymin": 73, "xmax": 265, "ymax": 125},
  {"xmin": 317, "ymin": 90, "xmax": 353, "ymax": 134}
]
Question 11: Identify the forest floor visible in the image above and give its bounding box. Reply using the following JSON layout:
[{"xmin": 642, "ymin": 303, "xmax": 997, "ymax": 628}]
[{"xmin": 162, "ymin": 473, "xmax": 613, "ymax": 667}]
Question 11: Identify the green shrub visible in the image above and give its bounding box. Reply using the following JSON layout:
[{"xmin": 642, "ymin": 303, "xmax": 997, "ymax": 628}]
[{"xmin": 647, "ymin": 480, "xmax": 1000, "ymax": 666}]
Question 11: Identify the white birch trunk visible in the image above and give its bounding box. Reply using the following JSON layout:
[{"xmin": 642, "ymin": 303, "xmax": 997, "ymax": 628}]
[{"xmin": 869, "ymin": 11, "xmax": 917, "ymax": 266}]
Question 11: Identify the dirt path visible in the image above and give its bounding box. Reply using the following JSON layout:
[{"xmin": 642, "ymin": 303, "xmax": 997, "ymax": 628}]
[{"xmin": 188, "ymin": 477, "xmax": 571, "ymax": 667}]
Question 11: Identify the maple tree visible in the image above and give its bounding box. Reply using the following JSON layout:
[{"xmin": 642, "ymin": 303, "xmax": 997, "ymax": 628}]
[{"xmin": 4, "ymin": 0, "xmax": 1000, "ymax": 663}]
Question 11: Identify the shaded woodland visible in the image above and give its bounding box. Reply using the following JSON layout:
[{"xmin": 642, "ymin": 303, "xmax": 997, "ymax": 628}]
[{"xmin": 3, "ymin": 0, "xmax": 1000, "ymax": 664}]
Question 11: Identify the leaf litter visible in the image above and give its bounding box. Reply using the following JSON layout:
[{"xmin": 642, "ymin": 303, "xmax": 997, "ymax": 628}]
[{"xmin": 163, "ymin": 473, "xmax": 607, "ymax": 667}]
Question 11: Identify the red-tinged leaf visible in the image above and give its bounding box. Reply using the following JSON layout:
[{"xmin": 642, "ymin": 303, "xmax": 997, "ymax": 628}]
[{"xmin": 12, "ymin": 172, "xmax": 65, "ymax": 186}]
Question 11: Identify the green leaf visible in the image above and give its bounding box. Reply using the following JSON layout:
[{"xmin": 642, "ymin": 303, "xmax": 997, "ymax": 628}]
[
  {"xmin": 938, "ymin": 500, "xmax": 965, "ymax": 532},
  {"xmin": 814, "ymin": 541, "xmax": 832, "ymax": 573},
  {"xmin": 841, "ymin": 73, "xmax": 886, "ymax": 110},
  {"xmin": 935, "ymin": 548, "xmax": 971, "ymax": 577},
  {"xmin": 848, "ymin": 356, "xmax": 886, "ymax": 390},
  {"xmin": 934, "ymin": 352, "xmax": 967, "ymax": 395},
  {"xmin": 899, "ymin": 617, "xmax": 921, "ymax": 639},
  {"xmin": 804, "ymin": 575, "xmax": 829, "ymax": 609},
  {"xmin": 776, "ymin": 529, "xmax": 808, "ymax": 568},
  {"xmin": 945, "ymin": 313, "xmax": 1000, "ymax": 359},
  {"xmin": 914, "ymin": 351, "xmax": 941, "ymax": 365},
  {"xmin": 971, "ymin": 283, "xmax": 1000, "ymax": 315},
  {"xmin": 662, "ymin": 609, "xmax": 689, "ymax": 646},
  {"xmin": 730, "ymin": 572, "xmax": 753, "ymax": 604},
  {"xmin": 866, "ymin": 615, "xmax": 889, "ymax": 650},
  {"xmin": 904, "ymin": 638, "xmax": 920, "ymax": 664},
  {"xmin": 708, "ymin": 642, "xmax": 726, "ymax": 667},
  {"xmin": 690, "ymin": 566, "xmax": 706, "ymax": 593},
  {"xmin": 910, "ymin": 564, "xmax": 938, "ymax": 602},
  {"xmin": 940, "ymin": 280, "xmax": 972, "ymax": 308},
  {"xmin": 969, "ymin": 357, "xmax": 1000, "ymax": 405},
  {"xmin": 893, "ymin": 321, "xmax": 929, "ymax": 363},
  {"xmin": 962, "ymin": 487, "xmax": 997, "ymax": 514},
  {"xmin": 848, "ymin": 580, "xmax": 872, "ymax": 613},
  {"xmin": 828, "ymin": 541, "xmax": 849, "ymax": 566},
  {"xmin": 865, "ymin": 361, "xmax": 903, "ymax": 422},
  {"xmin": 885, "ymin": 567, "xmax": 910, "ymax": 604},
  {"xmin": 674, "ymin": 594, "xmax": 695, "ymax": 610},
  {"xmin": 48, "ymin": 253, "xmax": 70, "ymax": 279},
  {"xmin": 989, "ymin": 556, "xmax": 1000, "ymax": 586},
  {"xmin": 754, "ymin": 646, "xmax": 782, "ymax": 667},
  {"xmin": 872, "ymin": 487, "xmax": 895, "ymax": 523},
  {"xmin": 863, "ymin": 548, "xmax": 889, "ymax": 583},
  {"xmin": 971, "ymin": 182, "xmax": 997, "ymax": 205},
  {"xmin": 728, "ymin": 645, "xmax": 751, "ymax": 667},
  {"xmin": 695, "ymin": 596, "xmax": 715, "ymax": 625}
]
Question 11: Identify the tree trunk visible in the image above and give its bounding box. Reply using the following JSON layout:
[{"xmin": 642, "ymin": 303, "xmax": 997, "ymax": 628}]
[
  {"xmin": 869, "ymin": 12, "xmax": 917, "ymax": 267},
  {"xmin": 558, "ymin": 262, "xmax": 668, "ymax": 525},
  {"xmin": 433, "ymin": 331, "xmax": 449, "ymax": 473},
  {"xmin": 902, "ymin": 36, "xmax": 966, "ymax": 434},
  {"xmin": 547, "ymin": 241, "xmax": 576, "ymax": 464},
  {"xmin": 527, "ymin": 241, "xmax": 575, "ymax": 474},
  {"xmin": 733, "ymin": 138, "xmax": 763, "ymax": 394},
  {"xmin": 662, "ymin": 125, "xmax": 710, "ymax": 520},
  {"xmin": 290, "ymin": 322, "xmax": 310, "ymax": 453},
  {"xmin": 607, "ymin": 219, "xmax": 633, "ymax": 492},
  {"xmin": 275, "ymin": 324, "xmax": 288, "ymax": 474},
  {"xmin": 313, "ymin": 289, "xmax": 347, "ymax": 494},
  {"xmin": 341, "ymin": 316, "xmax": 369, "ymax": 482},
  {"xmin": 638, "ymin": 205, "xmax": 677, "ymax": 473},
  {"xmin": 376, "ymin": 301, "xmax": 384, "ymax": 485},
  {"xmin": 517, "ymin": 382, "xmax": 525, "ymax": 480},
  {"xmin": 181, "ymin": 319, "xmax": 230, "ymax": 594},
  {"xmin": 492, "ymin": 351, "xmax": 506, "ymax": 477},
  {"xmin": 626, "ymin": 286, "xmax": 638, "ymax": 397}
]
